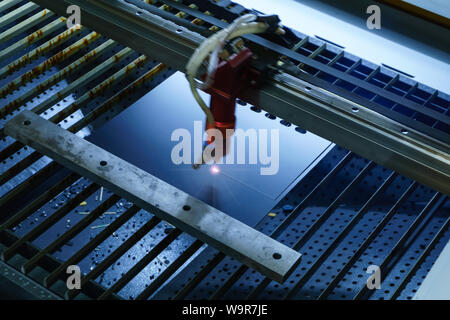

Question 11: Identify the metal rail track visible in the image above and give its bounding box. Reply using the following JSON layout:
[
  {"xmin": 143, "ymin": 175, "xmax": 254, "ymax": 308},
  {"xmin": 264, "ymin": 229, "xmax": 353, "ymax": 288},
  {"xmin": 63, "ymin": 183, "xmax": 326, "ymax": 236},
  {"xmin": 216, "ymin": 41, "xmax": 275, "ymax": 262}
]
[{"xmin": 0, "ymin": 0, "xmax": 448, "ymax": 300}]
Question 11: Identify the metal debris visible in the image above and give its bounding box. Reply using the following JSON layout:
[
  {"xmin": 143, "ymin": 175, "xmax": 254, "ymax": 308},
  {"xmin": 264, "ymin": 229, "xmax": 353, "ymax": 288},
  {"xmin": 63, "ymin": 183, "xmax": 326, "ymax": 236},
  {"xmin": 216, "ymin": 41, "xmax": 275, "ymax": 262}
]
[{"xmin": 91, "ymin": 224, "xmax": 110, "ymax": 230}]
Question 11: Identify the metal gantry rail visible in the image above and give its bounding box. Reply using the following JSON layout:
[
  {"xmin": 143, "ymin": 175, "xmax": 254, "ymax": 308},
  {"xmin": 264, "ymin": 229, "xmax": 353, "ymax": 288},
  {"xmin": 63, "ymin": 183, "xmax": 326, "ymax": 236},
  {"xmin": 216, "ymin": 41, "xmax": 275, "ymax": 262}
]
[{"xmin": 0, "ymin": 0, "xmax": 448, "ymax": 300}]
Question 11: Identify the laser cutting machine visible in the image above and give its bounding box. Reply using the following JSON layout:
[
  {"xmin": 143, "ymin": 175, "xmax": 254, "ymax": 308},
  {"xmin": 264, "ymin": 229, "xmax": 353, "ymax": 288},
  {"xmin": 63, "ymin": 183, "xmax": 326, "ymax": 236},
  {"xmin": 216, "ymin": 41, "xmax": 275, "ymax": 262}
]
[{"xmin": 0, "ymin": 0, "xmax": 448, "ymax": 300}]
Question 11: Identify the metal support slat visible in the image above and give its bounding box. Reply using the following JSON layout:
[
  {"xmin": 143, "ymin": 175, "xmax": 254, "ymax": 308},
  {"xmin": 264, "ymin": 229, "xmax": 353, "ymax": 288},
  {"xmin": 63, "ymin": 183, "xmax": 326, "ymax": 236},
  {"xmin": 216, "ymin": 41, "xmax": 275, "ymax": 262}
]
[
  {"xmin": 0, "ymin": 61, "xmax": 166, "ymax": 191},
  {"xmin": 270, "ymin": 152, "xmax": 354, "ymax": 240},
  {"xmin": 291, "ymin": 161, "xmax": 376, "ymax": 250},
  {"xmin": 326, "ymin": 51, "xmax": 344, "ymax": 67},
  {"xmin": 0, "ymin": 151, "xmax": 42, "ymax": 186},
  {"xmin": 0, "ymin": 47, "xmax": 134, "ymax": 186},
  {"xmin": 354, "ymin": 66, "xmax": 381, "ymax": 96},
  {"xmin": 0, "ymin": 260, "xmax": 61, "ymax": 299},
  {"xmin": 0, "ymin": 38, "xmax": 116, "ymax": 139},
  {"xmin": 0, "ymin": 228, "xmax": 113, "ymax": 299},
  {"xmin": 383, "ymin": 74, "xmax": 400, "ymax": 91},
  {"xmin": 50, "ymin": 53, "xmax": 148, "ymax": 120},
  {"xmin": 311, "ymin": 51, "xmax": 345, "ymax": 78},
  {"xmin": 0, "ymin": 31, "xmax": 101, "ymax": 99},
  {"xmin": 298, "ymin": 43, "xmax": 326, "ymax": 69},
  {"xmin": 0, "ymin": 2, "xmax": 40, "ymax": 29},
  {"xmin": 0, "ymin": 162, "xmax": 61, "ymax": 209},
  {"xmin": 327, "ymin": 58, "xmax": 362, "ymax": 84},
  {"xmin": 0, "ymin": 17, "xmax": 66, "ymax": 61},
  {"xmin": 30, "ymin": 45, "xmax": 134, "ymax": 112},
  {"xmin": 65, "ymin": 62, "xmax": 166, "ymax": 133},
  {"xmin": 411, "ymin": 90, "xmax": 439, "ymax": 125},
  {"xmin": 209, "ymin": 258, "xmax": 249, "ymax": 300},
  {"xmin": 0, "ymin": 9, "xmax": 55, "ymax": 45},
  {"xmin": 0, "ymin": 24, "xmax": 82, "ymax": 80},
  {"xmin": 291, "ymin": 36, "xmax": 310, "ymax": 52},
  {"xmin": 0, "ymin": 0, "xmax": 23, "ymax": 14}
]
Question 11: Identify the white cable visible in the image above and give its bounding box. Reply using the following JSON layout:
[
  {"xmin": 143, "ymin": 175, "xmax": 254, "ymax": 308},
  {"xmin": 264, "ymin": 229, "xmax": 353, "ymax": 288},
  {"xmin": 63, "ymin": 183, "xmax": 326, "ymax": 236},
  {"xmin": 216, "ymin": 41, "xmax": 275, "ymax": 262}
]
[
  {"xmin": 186, "ymin": 14, "xmax": 268, "ymax": 124},
  {"xmin": 200, "ymin": 14, "xmax": 256, "ymax": 90}
]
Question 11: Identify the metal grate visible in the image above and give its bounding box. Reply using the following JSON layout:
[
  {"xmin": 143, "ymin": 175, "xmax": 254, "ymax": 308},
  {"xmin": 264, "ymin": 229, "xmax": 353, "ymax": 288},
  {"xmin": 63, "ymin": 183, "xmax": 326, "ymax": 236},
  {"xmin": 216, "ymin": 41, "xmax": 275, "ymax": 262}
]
[{"xmin": 0, "ymin": 1, "xmax": 448, "ymax": 300}]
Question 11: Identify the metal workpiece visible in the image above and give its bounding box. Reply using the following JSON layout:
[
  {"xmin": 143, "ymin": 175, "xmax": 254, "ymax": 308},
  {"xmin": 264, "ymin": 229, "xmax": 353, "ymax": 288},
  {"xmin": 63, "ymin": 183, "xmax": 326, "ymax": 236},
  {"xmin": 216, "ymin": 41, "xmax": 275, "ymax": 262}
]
[
  {"xmin": 4, "ymin": 111, "xmax": 302, "ymax": 284},
  {"xmin": 31, "ymin": 0, "xmax": 450, "ymax": 195}
]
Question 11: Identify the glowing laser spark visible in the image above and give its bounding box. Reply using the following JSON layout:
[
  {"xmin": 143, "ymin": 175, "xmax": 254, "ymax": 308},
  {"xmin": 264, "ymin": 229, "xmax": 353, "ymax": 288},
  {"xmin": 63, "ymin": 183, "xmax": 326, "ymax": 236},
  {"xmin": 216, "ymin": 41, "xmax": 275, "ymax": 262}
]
[{"xmin": 210, "ymin": 165, "xmax": 220, "ymax": 175}]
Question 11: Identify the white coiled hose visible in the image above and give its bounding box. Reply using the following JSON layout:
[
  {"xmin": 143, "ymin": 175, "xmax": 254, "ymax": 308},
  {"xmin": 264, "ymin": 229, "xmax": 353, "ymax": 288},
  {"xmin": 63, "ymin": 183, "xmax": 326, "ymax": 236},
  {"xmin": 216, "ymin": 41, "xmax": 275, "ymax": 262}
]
[{"xmin": 186, "ymin": 14, "xmax": 268, "ymax": 124}]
